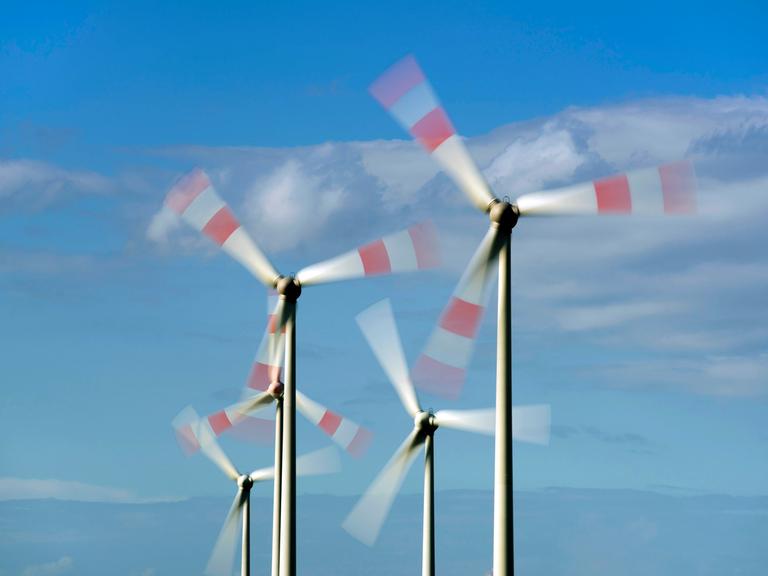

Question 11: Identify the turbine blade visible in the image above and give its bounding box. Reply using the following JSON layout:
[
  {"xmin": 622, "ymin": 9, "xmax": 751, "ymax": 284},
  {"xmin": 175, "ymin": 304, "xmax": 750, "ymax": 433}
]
[
  {"xmin": 248, "ymin": 465, "xmax": 275, "ymax": 483},
  {"xmin": 515, "ymin": 161, "xmax": 697, "ymax": 216},
  {"xmin": 222, "ymin": 414, "xmax": 275, "ymax": 446},
  {"xmin": 165, "ymin": 168, "xmax": 280, "ymax": 286},
  {"xmin": 194, "ymin": 416, "xmax": 240, "ymax": 481},
  {"xmin": 177, "ymin": 397, "xmax": 275, "ymax": 456},
  {"xmin": 512, "ymin": 404, "xmax": 551, "ymax": 445},
  {"xmin": 248, "ymin": 446, "xmax": 342, "ymax": 481},
  {"xmin": 230, "ymin": 391, "xmax": 276, "ymax": 416},
  {"xmin": 246, "ymin": 295, "xmax": 287, "ymax": 392},
  {"xmin": 370, "ymin": 55, "xmax": 496, "ymax": 212},
  {"xmin": 172, "ymin": 406, "xmax": 202, "ymax": 455},
  {"xmin": 433, "ymin": 408, "xmax": 495, "ymax": 435},
  {"xmin": 356, "ymin": 299, "xmax": 421, "ymax": 417},
  {"xmin": 296, "ymin": 391, "xmax": 373, "ymax": 458},
  {"xmin": 205, "ymin": 488, "xmax": 246, "ymax": 576},
  {"xmin": 433, "ymin": 405, "xmax": 550, "ymax": 442},
  {"xmin": 296, "ymin": 221, "xmax": 439, "ymax": 286},
  {"xmin": 342, "ymin": 429, "xmax": 424, "ymax": 546},
  {"xmin": 296, "ymin": 445, "xmax": 342, "ymax": 476},
  {"xmin": 412, "ymin": 225, "xmax": 503, "ymax": 399}
]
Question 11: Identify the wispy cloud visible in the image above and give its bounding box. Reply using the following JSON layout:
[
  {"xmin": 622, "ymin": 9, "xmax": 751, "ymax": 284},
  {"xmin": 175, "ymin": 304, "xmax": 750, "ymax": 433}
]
[
  {"xmin": 552, "ymin": 425, "xmax": 651, "ymax": 448},
  {"xmin": 0, "ymin": 478, "xmax": 182, "ymax": 504},
  {"xmin": 593, "ymin": 353, "xmax": 768, "ymax": 397},
  {"xmin": 0, "ymin": 159, "xmax": 110, "ymax": 209},
  {"xmin": 21, "ymin": 557, "xmax": 73, "ymax": 576},
  {"xmin": 556, "ymin": 301, "xmax": 685, "ymax": 332}
]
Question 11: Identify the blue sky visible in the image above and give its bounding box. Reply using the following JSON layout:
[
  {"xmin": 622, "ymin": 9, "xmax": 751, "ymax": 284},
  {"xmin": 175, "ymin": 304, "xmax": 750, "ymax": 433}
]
[{"xmin": 2, "ymin": 1, "xmax": 767, "ymax": 574}]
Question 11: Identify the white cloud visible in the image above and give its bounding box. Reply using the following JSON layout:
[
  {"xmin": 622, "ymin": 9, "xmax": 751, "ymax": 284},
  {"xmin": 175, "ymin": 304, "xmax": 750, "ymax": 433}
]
[
  {"xmin": 146, "ymin": 95, "xmax": 768, "ymax": 255},
  {"xmin": 484, "ymin": 124, "xmax": 586, "ymax": 196},
  {"xmin": 0, "ymin": 478, "xmax": 182, "ymax": 504},
  {"xmin": 0, "ymin": 250, "xmax": 94, "ymax": 275},
  {"xmin": 597, "ymin": 353, "xmax": 768, "ymax": 397},
  {"xmin": 556, "ymin": 301, "xmax": 685, "ymax": 332},
  {"xmin": 145, "ymin": 205, "xmax": 181, "ymax": 245},
  {"xmin": 21, "ymin": 556, "xmax": 73, "ymax": 576},
  {"xmin": 140, "ymin": 94, "xmax": 768, "ymax": 396},
  {"xmin": 241, "ymin": 158, "xmax": 349, "ymax": 251},
  {"xmin": 0, "ymin": 159, "xmax": 110, "ymax": 208}
]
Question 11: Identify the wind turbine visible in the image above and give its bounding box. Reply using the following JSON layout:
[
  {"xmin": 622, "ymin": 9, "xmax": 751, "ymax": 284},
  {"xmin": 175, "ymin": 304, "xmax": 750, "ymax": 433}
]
[
  {"xmin": 164, "ymin": 168, "xmax": 439, "ymax": 576},
  {"xmin": 244, "ymin": 291, "xmax": 374, "ymax": 458},
  {"xmin": 172, "ymin": 406, "xmax": 341, "ymax": 576},
  {"xmin": 369, "ymin": 54, "xmax": 696, "ymax": 576},
  {"xmin": 342, "ymin": 299, "xmax": 549, "ymax": 576},
  {"xmin": 173, "ymin": 292, "xmax": 373, "ymax": 576}
]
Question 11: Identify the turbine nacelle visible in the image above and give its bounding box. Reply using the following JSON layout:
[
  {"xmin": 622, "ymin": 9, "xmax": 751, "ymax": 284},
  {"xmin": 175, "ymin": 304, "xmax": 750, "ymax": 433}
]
[
  {"xmin": 237, "ymin": 474, "xmax": 254, "ymax": 490},
  {"xmin": 267, "ymin": 380, "xmax": 284, "ymax": 399},
  {"xmin": 489, "ymin": 200, "xmax": 520, "ymax": 233},
  {"xmin": 414, "ymin": 410, "xmax": 437, "ymax": 435},
  {"xmin": 275, "ymin": 275, "xmax": 302, "ymax": 302}
]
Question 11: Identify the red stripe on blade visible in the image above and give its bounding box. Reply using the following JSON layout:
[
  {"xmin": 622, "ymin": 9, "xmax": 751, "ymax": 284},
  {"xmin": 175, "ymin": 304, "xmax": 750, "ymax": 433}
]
[
  {"xmin": 659, "ymin": 161, "xmax": 697, "ymax": 213},
  {"xmin": 208, "ymin": 411, "xmax": 233, "ymax": 435},
  {"xmin": 359, "ymin": 240, "xmax": 392, "ymax": 275},
  {"xmin": 202, "ymin": 206, "xmax": 240, "ymax": 245},
  {"xmin": 166, "ymin": 169, "xmax": 210, "ymax": 214},
  {"xmin": 408, "ymin": 221, "xmax": 440, "ymax": 269},
  {"xmin": 412, "ymin": 355, "xmax": 465, "ymax": 400},
  {"xmin": 318, "ymin": 411, "xmax": 342, "ymax": 436},
  {"xmin": 247, "ymin": 363, "xmax": 270, "ymax": 391},
  {"xmin": 346, "ymin": 427, "xmax": 373, "ymax": 458},
  {"xmin": 267, "ymin": 314, "xmax": 287, "ymax": 334},
  {"xmin": 369, "ymin": 55, "xmax": 426, "ymax": 109},
  {"xmin": 175, "ymin": 425, "xmax": 200, "ymax": 455},
  {"xmin": 594, "ymin": 174, "xmax": 631, "ymax": 213},
  {"xmin": 440, "ymin": 297, "xmax": 484, "ymax": 338},
  {"xmin": 247, "ymin": 362, "xmax": 281, "ymax": 391},
  {"xmin": 411, "ymin": 107, "xmax": 455, "ymax": 153}
]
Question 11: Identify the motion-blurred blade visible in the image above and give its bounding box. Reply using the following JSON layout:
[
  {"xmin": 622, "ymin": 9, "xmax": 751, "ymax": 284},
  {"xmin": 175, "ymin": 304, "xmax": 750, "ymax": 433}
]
[
  {"xmin": 246, "ymin": 295, "xmax": 287, "ymax": 392},
  {"xmin": 296, "ymin": 446, "xmax": 342, "ymax": 476},
  {"xmin": 165, "ymin": 168, "xmax": 280, "ymax": 286},
  {"xmin": 222, "ymin": 414, "xmax": 275, "ymax": 446},
  {"xmin": 177, "ymin": 400, "xmax": 274, "ymax": 454},
  {"xmin": 412, "ymin": 225, "xmax": 503, "ymax": 399},
  {"xmin": 296, "ymin": 391, "xmax": 373, "ymax": 458},
  {"xmin": 370, "ymin": 55, "xmax": 496, "ymax": 212},
  {"xmin": 205, "ymin": 489, "xmax": 246, "ymax": 576},
  {"xmin": 342, "ymin": 429, "xmax": 424, "ymax": 545},
  {"xmin": 512, "ymin": 404, "xmax": 551, "ymax": 445},
  {"xmin": 515, "ymin": 161, "xmax": 696, "ymax": 216},
  {"xmin": 433, "ymin": 408, "xmax": 495, "ymax": 435},
  {"xmin": 295, "ymin": 221, "xmax": 439, "ymax": 286},
  {"xmin": 248, "ymin": 446, "xmax": 341, "ymax": 482},
  {"xmin": 172, "ymin": 406, "xmax": 202, "ymax": 455},
  {"xmin": 231, "ymin": 391, "xmax": 275, "ymax": 416},
  {"xmin": 356, "ymin": 299, "xmax": 421, "ymax": 417},
  {"xmin": 248, "ymin": 465, "xmax": 275, "ymax": 483},
  {"xmin": 195, "ymin": 417, "xmax": 240, "ymax": 481}
]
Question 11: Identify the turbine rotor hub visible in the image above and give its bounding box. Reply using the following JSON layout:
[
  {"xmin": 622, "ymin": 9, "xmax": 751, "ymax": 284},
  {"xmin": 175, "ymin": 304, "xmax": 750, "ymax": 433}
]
[
  {"xmin": 276, "ymin": 275, "xmax": 302, "ymax": 302},
  {"xmin": 237, "ymin": 474, "xmax": 253, "ymax": 489},
  {"xmin": 414, "ymin": 410, "xmax": 437, "ymax": 433},
  {"xmin": 489, "ymin": 200, "xmax": 519, "ymax": 232},
  {"xmin": 267, "ymin": 379, "xmax": 284, "ymax": 398}
]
